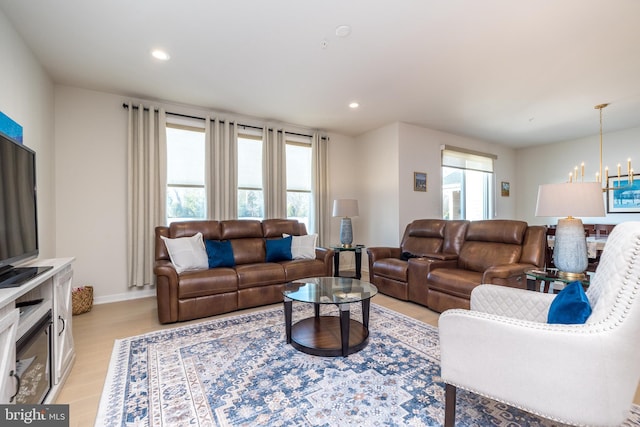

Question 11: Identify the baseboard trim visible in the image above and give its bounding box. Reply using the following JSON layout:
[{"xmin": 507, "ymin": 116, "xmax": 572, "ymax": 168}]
[{"xmin": 94, "ymin": 287, "xmax": 156, "ymax": 305}]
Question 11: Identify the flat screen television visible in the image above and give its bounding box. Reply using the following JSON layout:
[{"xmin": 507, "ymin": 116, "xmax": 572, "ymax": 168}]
[{"xmin": 0, "ymin": 130, "xmax": 50, "ymax": 288}]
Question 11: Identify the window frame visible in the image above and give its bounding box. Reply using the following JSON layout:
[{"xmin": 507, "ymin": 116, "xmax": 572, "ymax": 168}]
[
  {"xmin": 165, "ymin": 121, "xmax": 206, "ymax": 224},
  {"xmin": 441, "ymin": 146, "xmax": 497, "ymax": 221}
]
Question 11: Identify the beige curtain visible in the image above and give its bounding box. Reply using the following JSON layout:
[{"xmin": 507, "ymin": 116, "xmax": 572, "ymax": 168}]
[
  {"xmin": 126, "ymin": 103, "xmax": 167, "ymax": 287},
  {"xmin": 205, "ymin": 117, "xmax": 238, "ymax": 220},
  {"xmin": 311, "ymin": 132, "xmax": 329, "ymax": 246},
  {"xmin": 263, "ymin": 128, "xmax": 287, "ymax": 219}
]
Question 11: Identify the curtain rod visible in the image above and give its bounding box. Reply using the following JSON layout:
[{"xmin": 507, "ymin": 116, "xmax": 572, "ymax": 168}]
[{"xmin": 122, "ymin": 103, "xmax": 326, "ymax": 140}]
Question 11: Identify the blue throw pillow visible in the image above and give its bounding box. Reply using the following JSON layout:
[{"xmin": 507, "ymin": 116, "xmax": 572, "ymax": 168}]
[
  {"xmin": 547, "ymin": 281, "xmax": 592, "ymax": 324},
  {"xmin": 204, "ymin": 240, "xmax": 235, "ymax": 268},
  {"xmin": 265, "ymin": 236, "xmax": 292, "ymax": 262}
]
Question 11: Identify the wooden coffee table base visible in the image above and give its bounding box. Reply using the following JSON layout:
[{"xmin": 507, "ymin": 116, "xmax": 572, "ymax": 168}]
[{"xmin": 289, "ymin": 316, "xmax": 369, "ymax": 357}]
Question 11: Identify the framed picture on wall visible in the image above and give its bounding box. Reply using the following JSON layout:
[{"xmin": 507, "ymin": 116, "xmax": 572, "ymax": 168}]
[
  {"xmin": 607, "ymin": 174, "xmax": 640, "ymax": 213},
  {"xmin": 414, "ymin": 172, "xmax": 427, "ymax": 192},
  {"xmin": 501, "ymin": 181, "xmax": 510, "ymax": 197}
]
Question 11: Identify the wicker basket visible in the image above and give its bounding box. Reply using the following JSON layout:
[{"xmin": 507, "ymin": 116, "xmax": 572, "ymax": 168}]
[{"xmin": 72, "ymin": 285, "xmax": 93, "ymax": 315}]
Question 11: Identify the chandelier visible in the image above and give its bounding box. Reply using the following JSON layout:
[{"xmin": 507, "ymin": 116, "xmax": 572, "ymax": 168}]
[{"xmin": 569, "ymin": 103, "xmax": 633, "ymax": 192}]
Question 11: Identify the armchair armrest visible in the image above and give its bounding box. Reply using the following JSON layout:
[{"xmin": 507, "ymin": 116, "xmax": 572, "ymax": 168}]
[
  {"xmin": 470, "ymin": 284, "xmax": 554, "ymax": 322},
  {"xmin": 366, "ymin": 247, "xmax": 401, "ymax": 263}
]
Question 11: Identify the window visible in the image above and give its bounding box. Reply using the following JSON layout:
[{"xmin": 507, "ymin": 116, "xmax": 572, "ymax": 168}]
[
  {"xmin": 166, "ymin": 125, "xmax": 206, "ymax": 224},
  {"xmin": 237, "ymin": 134, "xmax": 264, "ymax": 219},
  {"xmin": 286, "ymin": 139, "xmax": 312, "ymax": 229},
  {"xmin": 442, "ymin": 146, "xmax": 496, "ymax": 220}
]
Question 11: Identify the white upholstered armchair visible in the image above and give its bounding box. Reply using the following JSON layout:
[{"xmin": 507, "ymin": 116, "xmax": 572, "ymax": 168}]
[{"xmin": 439, "ymin": 221, "xmax": 640, "ymax": 426}]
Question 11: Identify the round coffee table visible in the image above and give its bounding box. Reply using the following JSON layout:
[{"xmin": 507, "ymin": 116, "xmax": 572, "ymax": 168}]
[{"xmin": 283, "ymin": 277, "xmax": 378, "ymax": 357}]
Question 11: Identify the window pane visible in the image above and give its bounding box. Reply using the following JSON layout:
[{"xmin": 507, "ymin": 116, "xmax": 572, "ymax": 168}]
[
  {"xmin": 238, "ymin": 136, "xmax": 262, "ymax": 188},
  {"xmin": 238, "ymin": 189, "xmax": 264, "ymax": 219},
  {"xmin": 442, "ymin": 167, "xmax": 493, "ymax": 220},
  {"xmin": 167, "ymin": 187, "xmax": 206, "ymax": 221},
  {"xmin": 166, "ymin": 127, "xmax": 205, "ymax": 186},
  {"xmin": 166, "ymin": 126, "xmax": 205, "ymax": 223},
  {"xmin": 287, "ymin": 191, "xmax": 310, "ymax": 230},
  {"xmin": 286, "ymin": 144, "xmax": 312, "ymax": 191}
]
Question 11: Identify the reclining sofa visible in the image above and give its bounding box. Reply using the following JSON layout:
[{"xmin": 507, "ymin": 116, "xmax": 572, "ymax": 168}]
[
  {"xmin": 367, "ymin": 219, "xmax": 546, "ymax": 312},
  {"xmin": 154, "ymin": 219, "xmax": 333, "ymax": 323}
]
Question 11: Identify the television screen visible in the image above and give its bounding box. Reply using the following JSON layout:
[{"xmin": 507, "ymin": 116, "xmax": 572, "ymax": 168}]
[{"xmin": 0, "ymin": 130, "xmax": 39, "ymax": 282}]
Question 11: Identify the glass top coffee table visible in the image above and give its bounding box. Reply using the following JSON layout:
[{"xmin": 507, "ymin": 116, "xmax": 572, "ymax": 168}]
[{"xmin": 283, "ymin": 277, "xmax": 378, "ymax": 357}]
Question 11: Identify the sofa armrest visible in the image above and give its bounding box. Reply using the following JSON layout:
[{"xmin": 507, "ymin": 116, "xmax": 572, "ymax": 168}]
[
  {"xmin": 424, "ymin": 259, "xmax": 459, "ymax": 271},
  {"xmin": 315, "ymin": 247, "xmax": 335, "ymax": 276},
  {"xmin": 422, "ymin": 252, "xmax": 458, "ymax": 261},
  {"xmin": 482, "ymin": 263, "xmax": 533, "ymax": 287},
  {"xmin": 154, "ymin": 260, "xmax": 180, "ymax": 324}
]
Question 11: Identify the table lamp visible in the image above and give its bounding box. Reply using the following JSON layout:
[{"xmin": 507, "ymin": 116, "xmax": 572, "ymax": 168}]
[
  {"xmin": 332, "ymin": 199, "xmax": 359, "ymax": 248},
  {"xmin": 535, "ymin": 182, "xmax": 605, "ymax": 280}
]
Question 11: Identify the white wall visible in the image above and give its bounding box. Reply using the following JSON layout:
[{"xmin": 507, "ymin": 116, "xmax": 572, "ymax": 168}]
[
  {"xmin": 354, "ymin": 122, "xmax": 518, "ymax": 248},
  {"xmin": 515, "ymin": 126, "xmax": 640, "ymax": 225},
  {"xmin": 54, "ymin": 86, "xmax": 139, "ymax": 302},
  {"xmin": 0, "ymin": 10, "xmax": 56, "ymax": 259}
]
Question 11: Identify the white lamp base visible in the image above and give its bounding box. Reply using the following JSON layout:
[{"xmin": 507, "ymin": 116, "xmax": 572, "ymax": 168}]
[{"xmin": 554, "ymin": 217, "xmax": 588, "ymax": 279}]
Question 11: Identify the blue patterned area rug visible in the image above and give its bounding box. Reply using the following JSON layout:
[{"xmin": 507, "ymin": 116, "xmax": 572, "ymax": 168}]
[{"xmin": 95, "ymin": 303, "xmax": 640, "ymax": 426}]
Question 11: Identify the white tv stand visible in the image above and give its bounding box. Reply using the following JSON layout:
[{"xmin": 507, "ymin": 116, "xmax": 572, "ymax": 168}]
[{"xmin": 0, "ymin": 258, "xmax": 75, "ymax": 404}]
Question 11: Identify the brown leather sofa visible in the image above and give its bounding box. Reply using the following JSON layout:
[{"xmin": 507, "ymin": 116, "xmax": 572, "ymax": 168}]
[
  {"xmin": 367, "ymin": 219, "xmax": 546, "ymax": 312},
  {"xmin": 154, "ymin": 219, "xmax": 333, "ymax": 323}
]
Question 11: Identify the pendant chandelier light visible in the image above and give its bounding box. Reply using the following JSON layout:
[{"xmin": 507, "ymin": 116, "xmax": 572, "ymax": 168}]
[{"xmin": 569, "ymin": 103, "xmax": 633, "ymax": 191}]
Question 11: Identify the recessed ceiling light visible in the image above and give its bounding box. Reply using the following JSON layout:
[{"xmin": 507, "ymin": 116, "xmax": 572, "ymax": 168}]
[
  {"xmin": 336, "ymin": 25, "xmax": 352, "ymax": 38},
  {"xmin": 349, "ymin": 102, "xmax": 359, "ymax": 109},
  {"xmin": 151, "ymin": 49, "xmax": 170, "ymax": 61}
]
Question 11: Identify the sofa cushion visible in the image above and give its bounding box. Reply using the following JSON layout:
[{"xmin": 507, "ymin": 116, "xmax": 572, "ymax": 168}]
[
  {"xmin": 266, "ymin": 236, "xmax": 293, "ymax": 262},
  {"xmin": 284, "ymin": 233, "xmax": 317, "ymax": 259},
  {"xmin": 236, "ymin": 263, "xmax": 286, "ymax": 289},
  {"xmin": 177, "ymin": 268, "xmax": 238, "ymax": 299},
  {"xmin": 282, "ymin": 259, "xmax": 327, "ymax": 281},
  {"xmin": 160, "ymin": 232, "xmax": 209, "ymax": 274},
  {"xmin": 401, "ymin": 219, "xmax": 446, "ymax": 256},
  {"xmin": 373, "ymin": 259, "xmax": 408, "ymax": 282},
  {"xmin": 169, "ymin": 220, "xmax": 221, "ymax": 240},
  {"xmin": 458, "ymin": 242, "xmax": 522, "ymax": 272},
  {"xmin": 427, "ymin": 268, "xmax": 483, "ymax": 299},
  {"xmin": 263, "ymin": 218, "xmax": 301, "ymax": 237},
  {"xmin": 204, "ymin": 239, "xmax": 235, "ymax": 268}
]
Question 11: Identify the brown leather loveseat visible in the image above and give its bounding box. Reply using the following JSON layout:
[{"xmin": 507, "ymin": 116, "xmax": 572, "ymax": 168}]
[
  {"xmin": 367, "ymin": 219, "xmax": 546, "ymax": 312},
  {"xmin": 154, "ymin": 219, "xmax": 333, "ymax": 323}
]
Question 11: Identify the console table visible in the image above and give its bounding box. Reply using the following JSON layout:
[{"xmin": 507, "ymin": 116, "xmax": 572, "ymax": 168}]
[{"xmin": 0, "ymin": 258, "xmax": 75, "ymax": 404}]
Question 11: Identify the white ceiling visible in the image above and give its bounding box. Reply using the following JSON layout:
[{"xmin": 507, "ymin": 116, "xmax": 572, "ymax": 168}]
[{"xmin": 2, "ymin": 0, "xmax": 640, "ymax": 148}]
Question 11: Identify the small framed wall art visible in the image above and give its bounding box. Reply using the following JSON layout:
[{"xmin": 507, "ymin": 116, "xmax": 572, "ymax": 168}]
[
  {"xmin": 414, "ymin": 172, "xmax": 427, "ymax": 192},
  {"xmin": 607, "ymin": 174, "xmax": 640, "ymax": 213},
  {"xmin": 501, "ymin": 181, "xmax": 510, "ymax": 197}
]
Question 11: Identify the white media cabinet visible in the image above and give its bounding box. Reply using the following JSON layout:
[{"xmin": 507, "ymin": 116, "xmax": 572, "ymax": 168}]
[{"xmin": 0, "ymin": 257, "xmax": 75, "ymax": 404}]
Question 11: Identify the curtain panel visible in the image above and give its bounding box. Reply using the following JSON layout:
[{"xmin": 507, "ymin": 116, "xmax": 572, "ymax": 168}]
[
  {"xmin": 126, "ymin": 103, "xmax": 167, "ymax": 288},
  {"xmin": 311, "ymin": 133, "xmax": 329, "ymax": 246},
  {"xmin": 263, "ymin": 128, "xmax": 287, "ymax": 219},
  {"xmin": 205, "ymin": 117, "xmax": 238, "ymax": 220}
]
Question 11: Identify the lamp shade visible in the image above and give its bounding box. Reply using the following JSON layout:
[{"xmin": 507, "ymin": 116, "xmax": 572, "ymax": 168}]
[
  {"xmin": 535, "ymin": 182, "xmax": 605, "ymax": 218},
  {"xmin": 332, "ymin": 199, "xmax": 359, "ymax": 217}
]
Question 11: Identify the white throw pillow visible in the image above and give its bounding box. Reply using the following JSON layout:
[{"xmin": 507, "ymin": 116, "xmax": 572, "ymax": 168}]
[
  {"xmin": 284, "ymin": 233, "xmax": 318, "ymax": 259},
  {"xmin": 160, "ymin": 232, "xmax": 209, "ymax": 273}
]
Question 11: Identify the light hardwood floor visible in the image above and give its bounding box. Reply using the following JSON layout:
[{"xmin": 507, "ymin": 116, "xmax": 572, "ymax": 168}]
[{"xmin": 55, "ymin": 293, "xmax": 640, "ymax": 426}]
